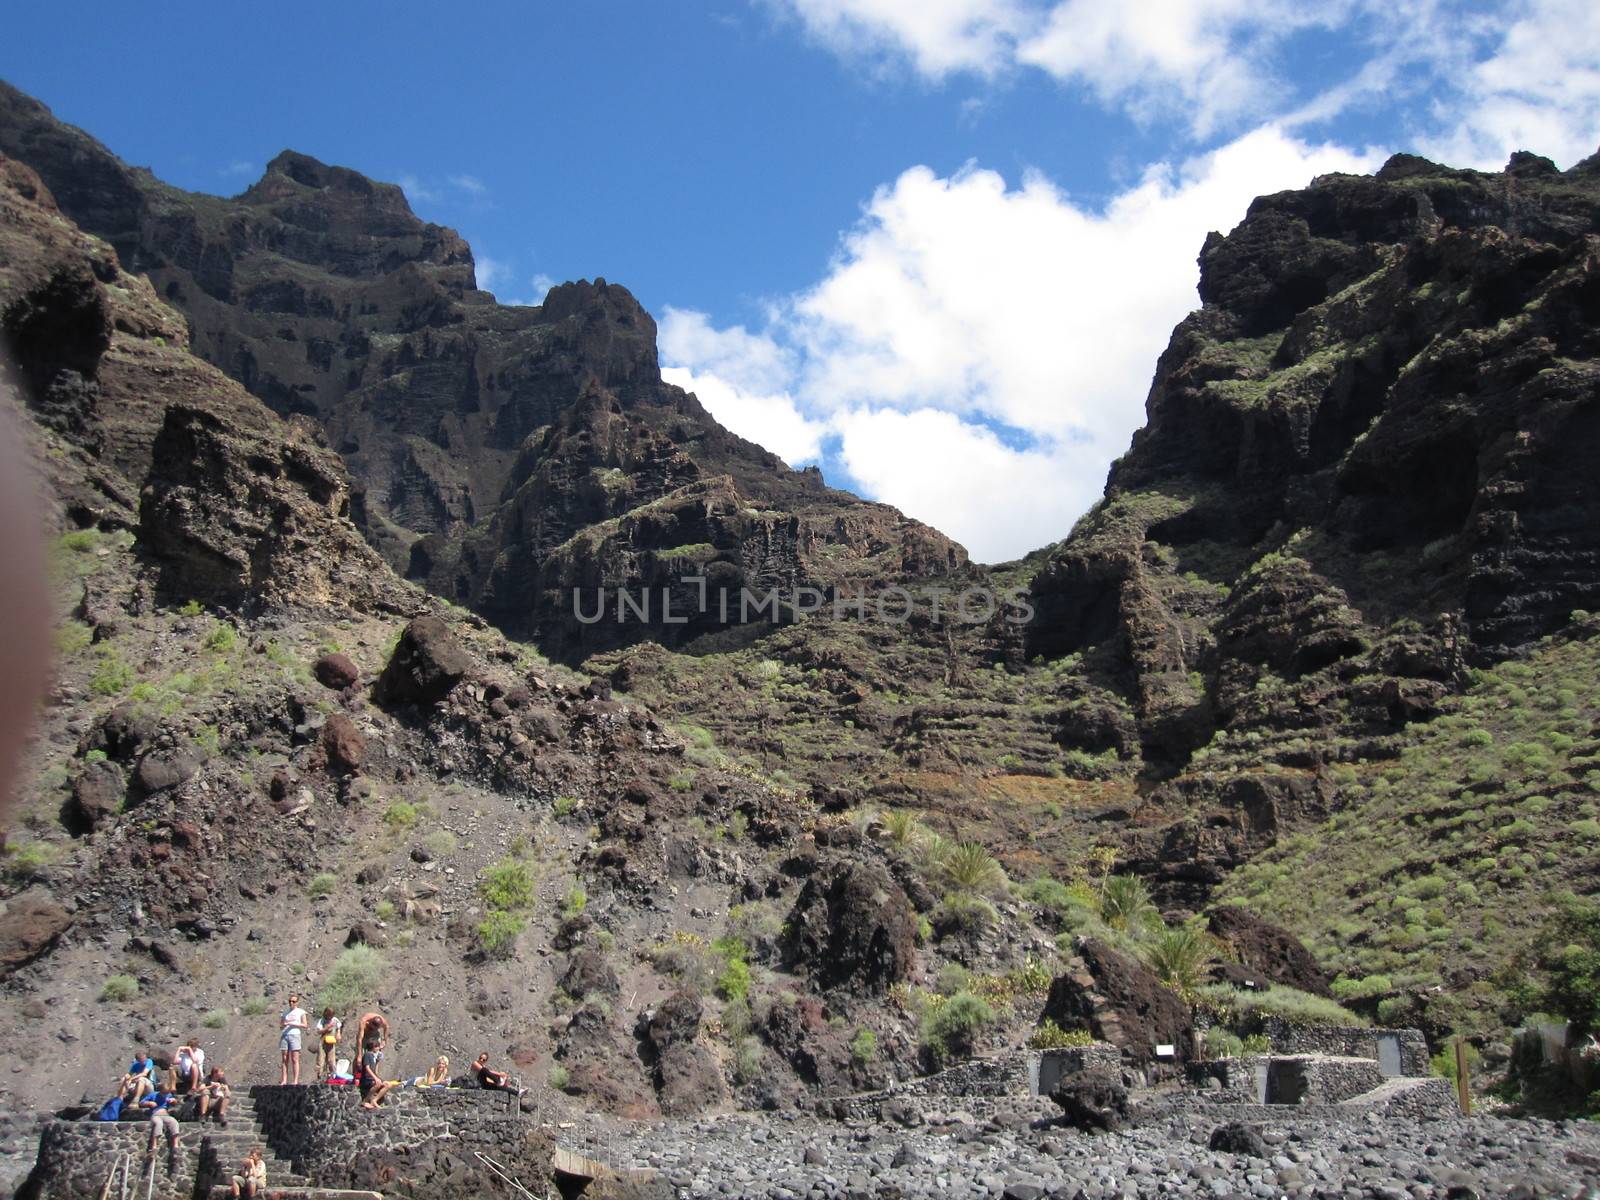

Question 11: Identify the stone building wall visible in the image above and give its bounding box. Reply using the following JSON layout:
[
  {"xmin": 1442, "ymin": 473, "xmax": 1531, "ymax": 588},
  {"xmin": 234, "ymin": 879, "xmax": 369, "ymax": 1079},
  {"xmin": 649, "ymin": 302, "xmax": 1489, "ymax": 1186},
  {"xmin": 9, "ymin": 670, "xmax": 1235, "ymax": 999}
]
[{"xmin": 1264, "ymin": 1023, "xmax": 1429, "ymax": 1075}]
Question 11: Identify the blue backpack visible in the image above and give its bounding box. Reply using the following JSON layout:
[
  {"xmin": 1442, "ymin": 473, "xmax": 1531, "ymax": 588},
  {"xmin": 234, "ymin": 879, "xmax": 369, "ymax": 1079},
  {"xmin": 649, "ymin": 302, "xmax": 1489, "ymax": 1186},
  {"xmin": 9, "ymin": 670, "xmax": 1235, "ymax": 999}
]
[{"xmin": 95, "ymin": 1097, "xmax": 123, "ymax": 1122}]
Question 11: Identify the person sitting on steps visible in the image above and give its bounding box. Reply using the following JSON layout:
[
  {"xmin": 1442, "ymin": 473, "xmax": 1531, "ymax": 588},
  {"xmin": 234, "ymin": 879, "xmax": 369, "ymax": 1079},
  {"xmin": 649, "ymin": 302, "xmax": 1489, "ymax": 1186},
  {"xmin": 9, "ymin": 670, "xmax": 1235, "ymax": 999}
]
[
  {"xmin": 144, "ymin": 1082, "xmax": 180, "ymax": 1157},
  {"xmin": 412, "ymin": 1055, "xmax": 449, "ymax": 1087},
  {"xmin": 228, "ymin": 1148, "xmax": 266, "ymax": 1198},
  {"xmin": 357, "ymin": 1034, "xmax": 391, "ymax": 1110},
  {"xmin": 473, "ymin": 1051, "xmax": 524, "ymax": 1095},
  {"xmin": 197, "ymin": 1066, "xmax": 231, "ymax": 1126},
  {"xmin": 119, "ymin": 1054, "xmax": 157, "ymax": 1107},
  {"xmin": 174, "ymin": 1037, "xmax": 204, "ymax": 1094}
]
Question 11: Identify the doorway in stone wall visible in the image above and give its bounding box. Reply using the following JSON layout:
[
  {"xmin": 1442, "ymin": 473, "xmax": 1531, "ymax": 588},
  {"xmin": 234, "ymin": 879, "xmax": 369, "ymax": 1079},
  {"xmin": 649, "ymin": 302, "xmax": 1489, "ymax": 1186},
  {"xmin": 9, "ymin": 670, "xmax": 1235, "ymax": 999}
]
[{"xmin": 1265, "ymin": 1059, "xmax": 1309, "ymax": 1104}]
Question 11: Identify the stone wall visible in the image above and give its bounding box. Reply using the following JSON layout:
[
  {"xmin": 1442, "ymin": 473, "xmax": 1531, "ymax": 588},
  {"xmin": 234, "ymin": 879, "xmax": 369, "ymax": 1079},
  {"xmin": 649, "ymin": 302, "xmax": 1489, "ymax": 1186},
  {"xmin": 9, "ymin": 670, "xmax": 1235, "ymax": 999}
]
[
  {"xmin": 15, "ymin": 1120, "xmax": 198, "ymax": 1200},
  {"xmin": 1264, "ymin": 1024, "xmax": 1429, "ymax": 1076},
  {"xmin": 247, "ymin": 1084, "xmax": 525, "ymax": 1182},
  {"xmin": 1029, "ymin": 1044, "xmax": 1123, "ymax": 1096}
]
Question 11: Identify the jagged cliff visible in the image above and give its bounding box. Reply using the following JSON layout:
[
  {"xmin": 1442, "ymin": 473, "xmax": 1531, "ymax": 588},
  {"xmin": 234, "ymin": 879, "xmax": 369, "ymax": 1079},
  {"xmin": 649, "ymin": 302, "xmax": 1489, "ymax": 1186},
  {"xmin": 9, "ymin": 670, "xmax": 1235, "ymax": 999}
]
[
  {"xmin": 4, "ymin": 67, "xmax": 1600, "ymax": 1142},
  {"xmin": 0, "ymin": 81, "xmax": 965, "ymax": 656}
]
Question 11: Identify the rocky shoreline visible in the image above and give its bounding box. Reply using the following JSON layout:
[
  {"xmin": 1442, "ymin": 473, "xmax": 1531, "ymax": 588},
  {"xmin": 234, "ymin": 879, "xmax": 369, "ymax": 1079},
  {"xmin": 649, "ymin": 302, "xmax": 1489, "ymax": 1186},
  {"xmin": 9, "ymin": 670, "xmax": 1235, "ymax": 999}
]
[{"xmin": 570, "ymin": 1101, "xmax": 1600, "ymax": 1200}]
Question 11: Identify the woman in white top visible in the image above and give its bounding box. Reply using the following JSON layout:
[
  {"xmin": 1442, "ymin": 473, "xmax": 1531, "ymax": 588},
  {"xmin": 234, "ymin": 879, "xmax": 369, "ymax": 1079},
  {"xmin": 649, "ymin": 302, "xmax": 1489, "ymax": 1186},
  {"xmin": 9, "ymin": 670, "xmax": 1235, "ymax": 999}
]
[{"xmin": 278, "ymin": 993, "xmax": 309, "ymax": 1085}]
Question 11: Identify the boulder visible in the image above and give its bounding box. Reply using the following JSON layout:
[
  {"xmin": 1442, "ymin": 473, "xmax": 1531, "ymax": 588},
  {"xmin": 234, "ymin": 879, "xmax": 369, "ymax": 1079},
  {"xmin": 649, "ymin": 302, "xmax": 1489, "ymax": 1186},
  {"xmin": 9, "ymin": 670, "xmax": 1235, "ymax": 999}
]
[
  {"xmin": 313, "ymin": 652, "xmax": 360, "ymax": 690},
  {"xmin": 1042, "ymin": 938, "xmax": 1191, "ymax": 1062},
  {"xmin": 1209, "ymin": 1121, "xmax": 1269, "ymax": 1157},
  {"xmin": 783, "ymin": 859, "xmax": 917, "ymax": 993},
  {"xmin": 64, "ymin": 759, "xmax": 125, "ymax": 833},
  {"xmin": 320, "ymin": 713, "xmax": 366, "ymax": 773},
  {"xmin": 560, "ymin": 947, "xmax": 619, "ymax": 1001},
  {"xmin": 1207, "ymin": 905, "xmax": 1332, "ymax": 996},
  {"xmin": 644, "ymin": 990, "xmax": 728, "ymax": 1117},
  {"xmin": 372, "ymin": 616, "xmax": 473, "ymax": 708},
  {"xmin": 134, "ymin": 746, "xmax": 201, "ymax": 793},
  {"xmin": 1049, "ymin": 1068, "xmax": 1129, "ymax": 1133},
  {"xmin": 0, "ymin": 893, "xmax": 71, "ymax": 973}
]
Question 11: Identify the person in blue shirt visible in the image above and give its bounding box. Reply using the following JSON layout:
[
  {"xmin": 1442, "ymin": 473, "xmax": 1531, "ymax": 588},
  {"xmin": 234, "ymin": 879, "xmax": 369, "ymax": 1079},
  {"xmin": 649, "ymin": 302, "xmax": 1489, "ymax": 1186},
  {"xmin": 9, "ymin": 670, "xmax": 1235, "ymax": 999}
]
[
  {"xmin": 119, "ymin": 1055, "xmax": 156, "ymax": 1107},
  {"xmin": 143, "ymin": 1081, "xmax": 181, "ymax": 1155}
]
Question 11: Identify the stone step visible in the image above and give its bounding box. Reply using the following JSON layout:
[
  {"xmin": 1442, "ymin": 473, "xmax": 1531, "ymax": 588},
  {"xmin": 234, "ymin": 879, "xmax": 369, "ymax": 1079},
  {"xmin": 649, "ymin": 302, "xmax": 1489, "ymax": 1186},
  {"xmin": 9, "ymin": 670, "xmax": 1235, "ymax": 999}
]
[{"xmin": 206, "ymin": 1189, "xmax": 380, "ymax": 1200}]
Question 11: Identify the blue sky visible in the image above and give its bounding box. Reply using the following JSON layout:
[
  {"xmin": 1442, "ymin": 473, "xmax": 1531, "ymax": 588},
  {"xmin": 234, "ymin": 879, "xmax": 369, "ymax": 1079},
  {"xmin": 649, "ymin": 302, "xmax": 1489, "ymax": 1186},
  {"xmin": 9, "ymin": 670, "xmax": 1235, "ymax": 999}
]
[{"xmin": 4, "ymin": 1, "xmax": 1597, "ymax": 561}]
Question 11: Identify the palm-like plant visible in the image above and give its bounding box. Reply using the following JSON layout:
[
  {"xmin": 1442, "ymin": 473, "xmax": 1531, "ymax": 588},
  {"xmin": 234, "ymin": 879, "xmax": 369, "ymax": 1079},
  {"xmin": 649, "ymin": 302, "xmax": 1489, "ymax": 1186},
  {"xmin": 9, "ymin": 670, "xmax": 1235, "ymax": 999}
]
[
  {"xmin": 936, "ymin": 840, "xmax": 1007, "ymax": 895},
  {"xmin": 1099, "ymin": 873, "xmax": 1160, "ymax": 933},
  {"xmin": 882, "ymin": 808, "xmax": 925, "ymax": 847},
  {"xmin": 1143, "ymin": 924, "xmax": 1218, "ymax": 995}
]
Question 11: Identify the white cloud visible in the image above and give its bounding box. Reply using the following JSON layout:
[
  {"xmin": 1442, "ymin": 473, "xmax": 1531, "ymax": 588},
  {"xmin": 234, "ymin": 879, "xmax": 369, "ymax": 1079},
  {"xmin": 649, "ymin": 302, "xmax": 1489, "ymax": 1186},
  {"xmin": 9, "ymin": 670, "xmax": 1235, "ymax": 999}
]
[
  {"xmin": 832, "ymin": 407, "xmax": 1088, "ymax": 557},
  {"xmin": 663, "ymin": 127, "xmax": 1377, "ymax": 561},
  {"xmin": 766, "ymin": 0, "xmax": 1599, "ymax": 145},
  {"xmin": 775, "ymin": 0, "xmax": 1031, "ymax": 76},
  {"xmin": 1016, "ymin": 0, "xmax": 1342, "ymax": 136},
  {"xmin": 1423, "ymin": 0, "xmax": 1600, "ymax": 169},
  {"xmin": 451, "ymin": 174, "xmax": 488, "ymax": 197},
  {"xmin": 474, "ymin": 253, "xmax": 507, "ymax": 292},
  {"xmin": 396, "ymin": 173, "xmax": 441, "ymax": 205},
  {"xmin": 662, "ymin": 366, "xmax": 828, "ymax": 465}
]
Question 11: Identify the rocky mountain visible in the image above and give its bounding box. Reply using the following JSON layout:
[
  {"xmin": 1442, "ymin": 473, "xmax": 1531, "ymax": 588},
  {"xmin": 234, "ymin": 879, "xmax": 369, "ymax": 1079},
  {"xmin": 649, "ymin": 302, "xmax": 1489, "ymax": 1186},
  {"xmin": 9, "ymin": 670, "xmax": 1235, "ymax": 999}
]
[
  {"xmin": 3, "ymin": 68, "xmax": 1600, "ymax": 1178},
  {"xmin": 0, "ymin": 81, "xmax": 965, "ymax": 658}
]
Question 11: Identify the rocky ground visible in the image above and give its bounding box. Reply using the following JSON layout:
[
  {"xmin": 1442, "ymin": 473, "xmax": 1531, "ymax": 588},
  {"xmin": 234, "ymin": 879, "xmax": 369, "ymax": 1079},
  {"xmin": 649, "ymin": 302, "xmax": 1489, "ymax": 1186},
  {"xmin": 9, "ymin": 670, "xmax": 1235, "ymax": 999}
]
[{"xmin": 570, "ymin": 1101, "xmax": 1600, "ymax": 1200}]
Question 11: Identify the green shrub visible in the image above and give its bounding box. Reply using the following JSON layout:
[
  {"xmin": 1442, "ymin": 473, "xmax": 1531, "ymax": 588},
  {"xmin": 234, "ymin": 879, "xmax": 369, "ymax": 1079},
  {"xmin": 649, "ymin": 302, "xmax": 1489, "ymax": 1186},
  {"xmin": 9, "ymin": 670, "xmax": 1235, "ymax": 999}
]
[
  {"xmin": 203, "ymin": 625, "xmax": 236, "ymax": 652},
  {"xmin": 1199, "ymin": 982, "xmax": 1366, "ymax": 1027},
  {"xmin": 477, "ymin": 911, "xmax": 525, "ymax": 959},
  {"xmin": 850, "ymin": 1028, "xmax": 878, "ymax": 1067},
  {"xmin": 931, "ymin": 893, "xmax": 997, "ymax": 935},
  {"xmin": 479, "ymin": 859, "xmax": 535, "ymax": 912},
  {"xmin": 202, "ymin": 1009, "xmax": 228, "ymax": 1029},
  {"xmin": 562, "ymin": 885, "xmax": 587, "ymax": 919},
  {"xmin": 1431, "ymin": 1041, "xmax": 1482, "ymax": 1084},
  {"xmin": 1240, "ymin": 1033, "xmax": 1271, "ymax": 1054},
  {"xmin": 318, "ymin": 946, "xmax": 386, "ymax": 1010},
  {"xmin": 422, "ymin": 829, "xmax": 457, "ymax": 857},
  {"xmin": 100, "ymin": 974, "xmax": 140, "ymax": 1002},
  {"xmin": 4, "ymin": 840, "xmax": 58, "ymax": 883},
  {"xmin": 383, "ymin": 801, "xmax": 423, "ymax": 831},
  {"xmin": 548, "ymin": 1064, "xmax": 570, "ymax": 1090},
  {"xmin": 734, "ymin": 1036, "xmax": 763, "ymax": 1084},
  {"xmin": 921, "ymin": 990, "xmax": 993, "ymax": 1068},
  {"xmin": 1207, "ymin": 1028, "xmax": 1244, "ymax": 1058},
  {"xmin": 553, "ymin": 795, "xmax": 578, "ymax": 817},
  {"xmin": 307, "ymin": 873, "xmax": 338, "ymax": 898},
  {"xmin": 241, "ymin": 996, "xmax": 272, "ymax": 1017},
  {"xmin": 1376, "ymin": 996, "xmax": 1414, "ymax": 1026},
  {"xmin": 90, "ymin": 651, "xmax": 133, "ymax": 697},
  {"xmin": 372, "ymin": 899, "xmax": 397, "ymax": 922},
  {"xmin": 1028, "ymin": 1019, "xmax": 1093, "ymax": 1050}
]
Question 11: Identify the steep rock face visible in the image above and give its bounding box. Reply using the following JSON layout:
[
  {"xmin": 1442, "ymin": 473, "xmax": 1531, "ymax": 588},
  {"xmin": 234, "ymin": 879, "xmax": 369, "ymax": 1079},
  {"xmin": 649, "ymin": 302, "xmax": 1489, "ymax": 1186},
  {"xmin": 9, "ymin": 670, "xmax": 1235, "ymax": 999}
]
[
  {"xmin": 0, "ymin": 83, "xmax": 966, "ymax": 655},
  {"xmin": 1042, "ymin": 937, "xmax": 1192, "ymax": 1061},
  {"xmin": 1026, "ymin": 149, "xmax": 1600, "ymax": 896}
]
